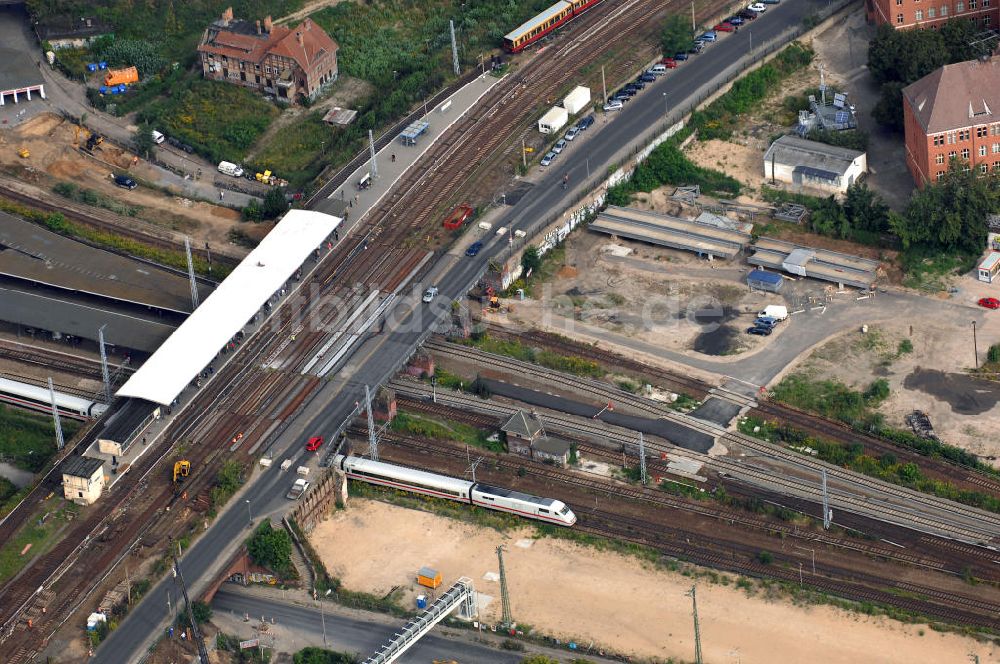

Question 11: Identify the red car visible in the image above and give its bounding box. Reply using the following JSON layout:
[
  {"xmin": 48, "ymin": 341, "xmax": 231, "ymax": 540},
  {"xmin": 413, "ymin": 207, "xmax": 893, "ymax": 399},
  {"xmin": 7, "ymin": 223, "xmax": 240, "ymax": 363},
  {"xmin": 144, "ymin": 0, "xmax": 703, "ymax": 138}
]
[
  {"xmin": 306, "ymin": 436, "xmax": 324, "ymax": 452},
  {"xmin": 978, "ymin": 297, "xmax": 1000, "ymax": 309},
  {"xmin": 714, "ymin": 22, "xmax": 735, "ymax": 32},
  {"xmin": 659, "ymin": 57, "xmax": 678, "ymax": 68}
]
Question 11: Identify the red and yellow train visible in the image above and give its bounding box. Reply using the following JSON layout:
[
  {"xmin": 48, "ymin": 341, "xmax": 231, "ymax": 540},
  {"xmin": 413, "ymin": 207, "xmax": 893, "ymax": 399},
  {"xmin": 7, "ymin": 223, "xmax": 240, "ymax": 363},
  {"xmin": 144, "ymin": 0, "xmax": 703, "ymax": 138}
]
[{"xmin": 503, "ymin": 0, "xmax": 606, "ymax": 53}]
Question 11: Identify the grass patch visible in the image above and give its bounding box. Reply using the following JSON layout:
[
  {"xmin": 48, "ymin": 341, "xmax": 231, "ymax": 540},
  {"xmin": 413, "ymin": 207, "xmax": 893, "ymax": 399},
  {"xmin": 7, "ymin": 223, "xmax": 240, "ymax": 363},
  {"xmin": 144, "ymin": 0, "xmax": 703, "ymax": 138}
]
[
  {"xmin": 52, "ymin": 181, "xmax": 141, "ymax": 217},
  {"xmin": 741, "ymin": 416, "xmax": 1000, "ymax": 513},
  {"xmin": 899, "ymin": 247, "xmax": 978, "ymax": 292},
  {"xmin": 770, "ymin": 373, "xmax": 890, "ymax": 425},
  {"xmin": 250, "ymin": 110, "xmax": 341, "ymax": 187},
  {"xmin": 0, "ymin": 501, "xmax": 80, "ymax": 586},
  {"xmin": 390, "ymin": 410, "xmax": 503, "ymax": 453},
  {"xmin": 606, "ymin": 140, "xmax": 741, "ymax": 204},
  {"xmin": 463, "ymin": 333, "xmax": 604, "ymax": 379},
  {"xmin": 349, "ymin": 480, "xmax": 521, "ymax": 531},
  {"xmin": 208, "ymin": 460, "xmax": 244, "ymax": 517},
  {"xmin": 0, "ymin": 404, "xmax": 80, "ymax": 472},
  {"xmin": 141, "ymin": 80, "xmax": 279, "ymax": 165}
]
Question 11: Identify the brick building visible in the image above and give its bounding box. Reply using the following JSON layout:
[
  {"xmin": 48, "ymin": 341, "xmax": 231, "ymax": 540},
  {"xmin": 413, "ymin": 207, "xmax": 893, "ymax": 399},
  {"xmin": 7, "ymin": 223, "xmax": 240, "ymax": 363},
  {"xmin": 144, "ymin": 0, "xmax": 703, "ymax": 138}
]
[
  {"xmin": 902, "ymin": 58, "xmax": 1000, "ymax": 186},
  {"xmin": 197, "ymin": 7, "xmax": 338, "ymax": 103},
  {"xmin": 866, "ymin": 0, "xmax": 998, "ymax": 30}
]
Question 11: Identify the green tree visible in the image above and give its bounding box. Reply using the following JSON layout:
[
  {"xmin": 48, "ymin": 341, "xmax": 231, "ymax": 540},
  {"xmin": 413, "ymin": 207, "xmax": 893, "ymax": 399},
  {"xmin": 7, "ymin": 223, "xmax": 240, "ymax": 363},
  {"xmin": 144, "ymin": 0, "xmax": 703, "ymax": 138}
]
[
  {"xmin": 808, "ymin": 196, "xmax": 849, "ymax": 238},
  {"xmin": 292, "ymin": 646, "xmax": 358, "ymax": 663},
  {"xmin": 247, "ymin": 521, "xmax": 293, "ymax": 575},
  {"xmin": 134, "ymin": 122, "xmax": 156, "ymax": 158},
  {"xmin": 262, "ymin": 187, "xmax": 290, "ymax": 219},
  {"xmin": 520, "ymin": 657, "xmax": 560, "ymax": 664},
  {"xmin": 868, "ymin": 24, "xmax": 947, "ymax": 86},
  {"xmin": 843, "ymin": 183, "xmax": 889, "ymax": 234},
  {"xmin": 192, "ymin": 601, "xmax": 211, "ymax": 624},
  {"xmin": 242, "ymin": 201, "xmax": 264, "ymax": 222},
  {"xmin": 521, "ymin": 245, "xmax": 542, "ymax": 275},
  {"xmin": 939, "ymin": 19, "xmax": 980, "ymax": 63},
  {"xmin": 872, "ymin": 81, "xmax": 906, "ymax": 132},
  {"xmin": 660, "ymin": 14, "xmax": 694, "ymax": 57},
  {"xmin": 216, "ymin": 460, "xmax": 243, "ymax": 494}
]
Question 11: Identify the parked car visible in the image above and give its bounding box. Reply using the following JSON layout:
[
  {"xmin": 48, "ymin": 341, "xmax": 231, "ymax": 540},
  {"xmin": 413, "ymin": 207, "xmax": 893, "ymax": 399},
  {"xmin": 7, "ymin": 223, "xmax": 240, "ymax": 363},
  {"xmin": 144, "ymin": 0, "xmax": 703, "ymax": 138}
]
[
  {"xmin": 617, "ymin": 87, "xmax": 637, "ymax": 97},
  {"xmin": 714, "ymin": 22, "xmax": 735, "ymax": 32},
  {"xmin": 699, "ymin": 31, "xmax": 717, "ymax": 42},
  {"xmin": 762, "ymin": 0, "xmax": 780, "ymax": 4},
  {"xmin": 565, "ymin": 126, "xmax": 580, "ymax": 141},
  {"xmin": 167, "ymin": 136, "xmax": 195, "ymax": 153},
  {"xmin": 688, "ymin": 42, "xmax": 705, "ymax": 54},
  {"xmin": 978, "ymin": 297, "xmax": 1000, "ymax": 309},
  {"xmin": 552, "ymin": 138, "xmax": 568, "ymax": 154},
  {"xmin": 612, "ymin": 93, "xmax": 631, "ymax": 103},
  {"xmin": 640, "ymin": 73, "xmax": 657, "ymax": 83},
  {"xmin": 746, "ymin": 326, "xmax": 773, "ymax": 336},
  {"xmin": 631, "ymin": 78, "xmax": 647, "ymax": 89},
  {"xmin": 465, "ymin": 241, "xmax": 483, "ymax": 257},
  {"xmin": 540, "ymin": 151, "xmax": 557, "ymax": 166},
  {"xmin": 422, "ymin": 286, "xmax": 439, "ymax": 303},
  {"xmin": 748, "ymin": 3, "xmax": 767, "ymax": 12},
  {"xmin": 151, "ymin": 129, "xmax": 165, "ymax": 144},
  {"xmin": 305, "ymin": 436, "xmax": 324, "ymax": 452},
  {"xmin": 754, "ymin": 316, "xmax": 778, "ymax": 329},
  {"xmin": 737, "ymin": 9, "xmax": 759, "ymax": 19},
  {"xmin": 728, "ymin": 15, "xmax": 745, "ymax": 24},
  {"xmin": 674, "ymin": 52, "xmax": 690, "ymax": 61},
  {"xmin": 113, "ymin": 174, "xmax": 136, "ymax": 190},
  {"xmin": 603, "ymin": 100, "xmax": 624, "ymax": 111},
  {"xmin": 577, "ymin": 115, "xmax": 596, "ymax": 130}
]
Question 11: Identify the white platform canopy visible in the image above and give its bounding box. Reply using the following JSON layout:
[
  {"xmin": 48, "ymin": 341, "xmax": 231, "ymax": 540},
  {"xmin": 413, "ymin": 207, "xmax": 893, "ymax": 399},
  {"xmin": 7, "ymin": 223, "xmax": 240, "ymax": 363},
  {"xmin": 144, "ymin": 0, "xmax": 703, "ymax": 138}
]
[{"xmin": 117, "ymin": 210, "xmax": 341, "ymax": 405}]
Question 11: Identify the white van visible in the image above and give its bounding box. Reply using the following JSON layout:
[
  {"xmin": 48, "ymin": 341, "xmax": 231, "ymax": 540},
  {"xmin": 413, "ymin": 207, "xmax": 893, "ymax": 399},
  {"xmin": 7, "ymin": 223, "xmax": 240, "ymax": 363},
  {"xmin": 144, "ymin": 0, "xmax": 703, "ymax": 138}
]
[
  {"xmin": 217, "ymin": 161, "xmax": 244, "ymax": 178},
  {"xmin": 151, "ymin": 130, "xmax": 165, "ymax": 144},
  {"xmin": 650, "ymin": 64, "xmax": 668, "ymax": 74},
  {"xmin": 758, "ymin": 305, "xmax": 788, "ymax": 321}
]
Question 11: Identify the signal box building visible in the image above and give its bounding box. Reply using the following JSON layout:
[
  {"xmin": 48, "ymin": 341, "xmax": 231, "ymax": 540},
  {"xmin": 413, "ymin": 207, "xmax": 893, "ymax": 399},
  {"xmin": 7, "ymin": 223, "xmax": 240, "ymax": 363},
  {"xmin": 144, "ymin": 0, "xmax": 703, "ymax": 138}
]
[
  {"xmin": 866, "ymin": 0, "xmax": 998, "ymax": 29},
  {"xmin": 902, "ymin": 58, "xmax": 1000, "ymax": 187},
  {"xmin": 62, "ymin": 456, "xmax": 106, "ymax": 505},
  {"xmin": 197, "ymin": 7, "xmax": 338, "ymax": 103}
]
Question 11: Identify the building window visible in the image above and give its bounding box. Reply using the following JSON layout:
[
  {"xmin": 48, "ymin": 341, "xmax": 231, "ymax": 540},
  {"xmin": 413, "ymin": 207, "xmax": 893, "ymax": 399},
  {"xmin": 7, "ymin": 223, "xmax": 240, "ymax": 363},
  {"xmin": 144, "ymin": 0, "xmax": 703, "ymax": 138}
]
[
  {"xmin": 928, "ymin": 7, "xmax": 936, "ymax": 15},
  {"xmin": 897, "ymin": 0, "xmax": 903, "ymax": 5},
  {"xmin": 994, "ymin": 162, "xmax": 1000, "ymax": 170},
  {"xmin": 949, "ymin": 150, "xmax": 958, "ymax": 159},
  {"xmin": 937, "ymin": 171, "xmax": 945, "ymax": 180},
  {"xmin": 985, "ymin": 15, "xmax": 991, "ymax": 24},
  {"xmin": 933, "ymin": 134, "xmax": 944, "ymax": 146},
  {"xmin": 936, "ymin": 154, "xmax": 945, "ymax": 164},
  {"xmin": 970, "ymin": 0, "xmax": 977, "ymax": 8},
  {"xmin": 963, "ymin": 165, "xmax": 971, "ymax": 172},
  {"xmin": 916, "ymin": 9, "xmax": 923, "ymax": 18},
  {"xmin": 981, "ymin": 163, "xmax": 989, "ymax": 173},
  {"xmin": 993, "ymin": 143, "xmax": 1000, "ymax": 153},
  {"xmin": 941, "ymin": 3, "xmax": 949, "ymax": 12},
  {"xmin": 962, "ymin": 148, "xmax": 971, "ymax": 159},
  {"xmin": 957, "ymin": 0, "xmax": 964, "ymax": 10},
  {"xmin": 981, "ymin": 145, "xmax": 988, "ymax": 156},
  {"xmin": 78, "ymin": 491, "xmax": 83, "ymax": 498},
  {"xmin": 897, "ymin": 12, "xmax": 904, "ymax": 21},
  {"xmin": 960, "ymin": 129, "xmax": 971, "ymax": 140},
  {"xmin": 986, "ymin": 0, "xmax": 991, "ymax": 6},
  {"xmin": 978, "ymin": 126, "xmax": 988, "ymax": 137}
]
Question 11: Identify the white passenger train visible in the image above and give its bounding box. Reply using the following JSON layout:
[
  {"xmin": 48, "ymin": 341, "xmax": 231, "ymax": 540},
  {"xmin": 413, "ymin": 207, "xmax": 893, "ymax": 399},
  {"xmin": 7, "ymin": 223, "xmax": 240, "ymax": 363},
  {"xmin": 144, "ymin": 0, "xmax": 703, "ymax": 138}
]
[
  {"xmin": 0, "ymin": 376, "xmax": 107, "ymax": 421},
  {"xmin": 334, "ymin": 454, "xmax": 577, "ymax": 526}
]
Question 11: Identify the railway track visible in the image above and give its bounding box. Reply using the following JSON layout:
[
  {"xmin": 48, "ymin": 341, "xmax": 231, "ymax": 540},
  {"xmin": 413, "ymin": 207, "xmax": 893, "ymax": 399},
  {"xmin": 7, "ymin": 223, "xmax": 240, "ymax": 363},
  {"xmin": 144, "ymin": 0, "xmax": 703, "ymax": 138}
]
[
  {"xmin": 0, "ymin": 338, "xmax": 133, "ymax": 382},
  {"xmin": 375, "ymin": 433, "xmax": 1000, "ymax": 629}
]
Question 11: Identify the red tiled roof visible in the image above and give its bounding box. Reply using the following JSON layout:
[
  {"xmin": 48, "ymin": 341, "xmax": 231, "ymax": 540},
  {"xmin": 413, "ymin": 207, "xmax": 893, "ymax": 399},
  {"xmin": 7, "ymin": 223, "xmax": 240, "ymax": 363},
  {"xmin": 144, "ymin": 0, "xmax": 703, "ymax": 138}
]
[
  {"xmin": 903, "ymin": 58, "xmax": 1000, "ymax": 134},
  {"xmin": 268, "ymin": 19, "xmax": 337, "ymax": 73},
  {"xmin": 197, "ymin": 17, "xmax": 336, "ymax": 75}
]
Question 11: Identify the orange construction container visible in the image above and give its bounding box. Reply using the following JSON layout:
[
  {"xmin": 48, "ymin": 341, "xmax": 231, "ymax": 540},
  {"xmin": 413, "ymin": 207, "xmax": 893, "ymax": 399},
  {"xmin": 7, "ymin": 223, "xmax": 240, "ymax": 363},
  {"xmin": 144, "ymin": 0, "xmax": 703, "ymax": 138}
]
[
  {"xmin": 442, "ymin": 205, "xmax": 473, "ymax": 230},
  {"xmin": 104, "ymin": 66, "xmax": 139, "ymax": 87},
  {"xmin": 416, "ymin": 566, "xmax": 442, "ymax": 589}
]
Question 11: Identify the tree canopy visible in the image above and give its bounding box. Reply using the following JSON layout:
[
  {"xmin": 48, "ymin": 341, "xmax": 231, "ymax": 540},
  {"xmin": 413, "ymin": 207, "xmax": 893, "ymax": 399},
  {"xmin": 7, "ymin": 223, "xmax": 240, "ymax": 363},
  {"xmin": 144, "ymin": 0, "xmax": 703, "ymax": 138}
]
[
  {"xmin": 293, "ymin": 648, "xmax": 358, "ymax": 664},
  {"xmin": 247, "ymin": 521, "xmax": 293, "ymax": 576},
  {"xmin": 660, "ymin": 14, "xmax": 694, "ymax": 56}
]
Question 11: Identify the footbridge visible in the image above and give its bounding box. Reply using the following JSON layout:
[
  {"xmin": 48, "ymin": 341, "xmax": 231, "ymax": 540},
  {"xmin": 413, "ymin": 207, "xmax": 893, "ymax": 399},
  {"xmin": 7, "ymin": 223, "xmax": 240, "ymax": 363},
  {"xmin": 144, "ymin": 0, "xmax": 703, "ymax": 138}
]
[{"xmin": 363, "ymin": 577, "xmax": 477, "ymax": 664}]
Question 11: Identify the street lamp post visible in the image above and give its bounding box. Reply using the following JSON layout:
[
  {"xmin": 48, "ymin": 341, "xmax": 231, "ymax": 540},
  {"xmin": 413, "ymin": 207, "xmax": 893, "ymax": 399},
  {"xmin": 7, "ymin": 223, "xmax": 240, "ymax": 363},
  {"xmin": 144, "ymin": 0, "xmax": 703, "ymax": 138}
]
[
  {"xmin": 663, "ymin": 91, "xmax": 668, "ymax": 117},
  {"xmin": 245, "ymin": 499, "xmax": 253, "ymax": 527},
  {"xmin": 972, "ymin": 320, "xmax": 979, "ymax": 369}
]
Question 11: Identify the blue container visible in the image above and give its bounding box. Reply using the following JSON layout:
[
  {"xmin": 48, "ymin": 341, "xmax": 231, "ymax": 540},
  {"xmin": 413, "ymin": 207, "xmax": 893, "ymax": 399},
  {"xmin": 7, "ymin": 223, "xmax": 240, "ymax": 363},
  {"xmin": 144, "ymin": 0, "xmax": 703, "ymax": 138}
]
[
  {"xmin": 747, "ymin": 269, "xmax": 783, "ymax": 293},
  {"xmin": 87, "ymin": 63, "xmax": 97, "ymax": 72},
  {"xmin": 108, "ymin": 87, "xmax": 119, "ymax": 95},
  {"xmin": 118, "ymin": 84, "xmax": 127, "ymax": 93},
  {"xmin": 98, "ymin": 61, "xmax": 107, "ymax": 70},
  {"xmin": 99, "ymin": 86, "xmax": 108, "ymax": 95},
  {"xmin": 416, "ymin": 595, "xmax": 427, "ymax": 609}
]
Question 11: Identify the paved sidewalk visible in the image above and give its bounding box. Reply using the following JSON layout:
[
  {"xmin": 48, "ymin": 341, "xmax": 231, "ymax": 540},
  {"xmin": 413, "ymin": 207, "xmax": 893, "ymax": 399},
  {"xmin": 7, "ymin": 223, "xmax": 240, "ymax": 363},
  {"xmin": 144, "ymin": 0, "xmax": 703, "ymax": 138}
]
[{"xmin": 313, "ymin": 73, "xmax": 503, "ymax": 235}]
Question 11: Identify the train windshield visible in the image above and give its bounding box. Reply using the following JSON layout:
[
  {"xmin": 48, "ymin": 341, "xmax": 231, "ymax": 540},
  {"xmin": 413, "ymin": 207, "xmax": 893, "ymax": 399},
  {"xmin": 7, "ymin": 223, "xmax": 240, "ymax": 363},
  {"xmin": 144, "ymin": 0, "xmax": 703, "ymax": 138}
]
[{"xmin": 559, "ymin": 506, "xmax": 571, "ymax": 515}]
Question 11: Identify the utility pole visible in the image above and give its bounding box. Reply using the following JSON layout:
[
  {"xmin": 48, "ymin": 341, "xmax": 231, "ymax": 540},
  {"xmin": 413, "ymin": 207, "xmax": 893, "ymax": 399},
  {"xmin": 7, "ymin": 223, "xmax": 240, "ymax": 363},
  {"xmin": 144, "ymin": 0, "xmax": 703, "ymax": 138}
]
[
  {"xmin": 450, "ymin": 20, "xmax": 461, "ymax": 76},
  {"xmin": 601, "ymin": 66, "xmax": 607, "ymax": 102},
  {"xmin": 48, "ymin": 377, "xmax": 65, "ymax": 451},
  {"xmin": 172, "ymin": 548, "xmax": 209, "ymax": 664},
  {"xmin": 638, "ymin": 432, "xmax": 648, "ymax": 485},
  {"xmin": 466, "ymin": 456, "xmax": 484, "ymax": 483},
  {"xmin": 687, "ymin": 585, "xmax": 703, "ymax": 664},
  {"xmin": 368, "ymin": 129, "xmax": 378, "ymax": 179},
  {"xmin": 972, "ymin": 320, "xmax": 979, "ymax": 369},
  {"xmin": 365, "ymin": 384, "xmax": 378, "ymax": 461},
  {"xmin": 184, "ymin": 236, "xmax": 199, "ymax": 310},
  {"xmin": 821, "ymin": 469, "xmax": 831, "ymax": 530},
  {"xmin": 521, "ymin": 137, "xmax": 527, "ymax": 169},
  {"xmin": 497, "ymin": 545, "xmax": 513, "ymax": 629},
  {"xmin": 691, "ymin": 0, "xmax": 696, "ymax": 35},
  {"xmin": 98, "ymin": 324, "xmax": 112, "ymax": 404}
]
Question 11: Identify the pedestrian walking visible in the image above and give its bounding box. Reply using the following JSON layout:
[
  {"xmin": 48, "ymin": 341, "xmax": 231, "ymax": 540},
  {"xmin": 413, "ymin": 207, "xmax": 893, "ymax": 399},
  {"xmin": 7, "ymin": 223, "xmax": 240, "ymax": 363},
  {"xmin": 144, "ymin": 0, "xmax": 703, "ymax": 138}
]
[
  {"xmin": 219, "ymin": 190, "xmax": 225, "ymax": 201},
  {"xmin": 391, "ymin": 153, "xmax": 396, "ymax": 163}
]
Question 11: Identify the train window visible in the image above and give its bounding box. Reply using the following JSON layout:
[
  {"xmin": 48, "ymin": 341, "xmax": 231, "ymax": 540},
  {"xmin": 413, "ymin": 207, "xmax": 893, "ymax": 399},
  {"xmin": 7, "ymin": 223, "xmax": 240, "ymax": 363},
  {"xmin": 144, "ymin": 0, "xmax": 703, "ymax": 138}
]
[
  {"xmin": 538, "ymin": 508, "xmax": 549, "ymax": 514},
  {"xmin": 559, "ymin": 507, "xmax": 570, "ymax": 515},
  {"xmin": 481, "ymin": 496, "xmax": 494, "ymax": 501}
]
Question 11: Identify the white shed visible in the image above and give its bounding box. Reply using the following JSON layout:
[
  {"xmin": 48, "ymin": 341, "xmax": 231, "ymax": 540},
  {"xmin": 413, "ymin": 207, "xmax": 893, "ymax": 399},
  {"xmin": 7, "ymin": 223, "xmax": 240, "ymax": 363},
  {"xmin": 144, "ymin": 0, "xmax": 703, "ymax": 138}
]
[
  {"xmin": 562, "ymin": 86, "xmax": 591, "ymax": 115},
  {"xmin": 762, "ymin": 135, "xmax": 867, "ymax": 195},
  {"xmin": 538, "ymin": 106, "xmax": 569, "ymax": 134}
]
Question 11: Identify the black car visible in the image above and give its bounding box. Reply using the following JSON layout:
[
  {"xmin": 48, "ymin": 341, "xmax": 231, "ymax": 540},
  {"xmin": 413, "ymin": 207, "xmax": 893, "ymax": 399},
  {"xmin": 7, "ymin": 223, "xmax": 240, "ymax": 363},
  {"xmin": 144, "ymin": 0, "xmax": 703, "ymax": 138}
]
[
  {"xmin": 577, "ymin": 115, "xmax": 595, "ymax": 130},
  {"xmin": 617, "ymin": 87, "xmax": 637, "ymax": 97},
  {"xmin": 746, "ymin": 326, "xmax": 773, "ymax": 336},
  {"xmin": 674, "ymin": 52, "xmax": 690, "ymax": 61},
  {"xmin": 639, "ymin": 73, "xmax": 657, "ymax": 83},
  {"xmin": 166, "ymin": 136, "xmax": 195, "ymax": 153},
  {"xmin": 738, "ymin": 9, "xmax": 759, "ymax": 19},
  {"xmin": 113, "ymin": 175, "xmax": 137, "ymax": 190},
  {"xmin": 630, "ymin": 80, "xmax": 646, "ymax": 90}
]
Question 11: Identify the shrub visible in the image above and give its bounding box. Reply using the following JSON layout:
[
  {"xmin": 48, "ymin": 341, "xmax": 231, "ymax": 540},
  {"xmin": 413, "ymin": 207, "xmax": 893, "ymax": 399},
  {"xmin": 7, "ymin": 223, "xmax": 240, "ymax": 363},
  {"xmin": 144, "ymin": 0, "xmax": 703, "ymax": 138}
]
[
  {"xmin": 247, "ymin": 521, "xmax": 293, "ymax": 577},
  {"xmin": 988, "ymin": 343, "xmax": 1000, "ymax": 364},
  {"xmin": 898, "ymin": 339, "xmax": 913, "ymax": 355},
  {"xmin": 757, "ymin": 551, "xmax": 774, "ymax": 564}
]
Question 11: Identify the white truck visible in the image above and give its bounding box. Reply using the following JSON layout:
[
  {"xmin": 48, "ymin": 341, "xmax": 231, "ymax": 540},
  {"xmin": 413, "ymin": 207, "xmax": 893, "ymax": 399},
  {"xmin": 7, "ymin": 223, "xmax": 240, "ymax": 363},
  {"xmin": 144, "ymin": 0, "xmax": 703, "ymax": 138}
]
[
  {"xmin": 217, "ymin": 161, "xmax": 244, "ymax": 178},
  {"xmin": 286, "ymin": 478, "xmax": 310, "ymax": 500},
  {"xmin": 758, "ymin": 305, "xmax": 789, "ymax": 321}
]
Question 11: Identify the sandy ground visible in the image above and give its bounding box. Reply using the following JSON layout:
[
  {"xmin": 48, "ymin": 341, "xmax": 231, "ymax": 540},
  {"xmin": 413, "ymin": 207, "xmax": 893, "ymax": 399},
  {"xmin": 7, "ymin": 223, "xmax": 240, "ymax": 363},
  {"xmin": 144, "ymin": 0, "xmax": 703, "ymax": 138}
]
[
  {"xmin": 275, "ymin": 0, "xmax": 351, "ymax": 24},
  {"xmin": 785, "ymin": 319, "xmax": 1000, "ymax": 465},
  {"xmin": 0, "ymin": 113, "xmax": 242, "ymax": 247},
  {"xmin": 310, "ymin": 499, "xmax": 996, "ymax": 664}
]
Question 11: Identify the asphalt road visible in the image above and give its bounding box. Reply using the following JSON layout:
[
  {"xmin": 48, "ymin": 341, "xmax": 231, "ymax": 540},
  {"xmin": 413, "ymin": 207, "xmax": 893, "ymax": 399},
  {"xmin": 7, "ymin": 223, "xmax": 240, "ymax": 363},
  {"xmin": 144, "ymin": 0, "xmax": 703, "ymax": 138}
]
[
  {"xmin": 211, "ymin": 586, "xmax": 561, "ymax": 664},
  {"xmin": 93, "ymin": 2, "xmax": 835, "ymax": 661}
]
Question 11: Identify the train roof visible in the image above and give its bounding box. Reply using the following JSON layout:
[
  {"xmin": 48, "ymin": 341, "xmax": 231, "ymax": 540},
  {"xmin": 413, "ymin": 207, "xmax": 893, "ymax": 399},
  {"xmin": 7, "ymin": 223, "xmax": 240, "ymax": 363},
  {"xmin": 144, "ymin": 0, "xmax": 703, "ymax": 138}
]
[
  {"xmin": 0, "ymin": 375, "xmax": 97, "ymax": 411},
  {"xmin": 345, "ymin": 456, "xmax": 475, "ymax": 493},
  {"xmin": 475, "ymin": 483, "xmax": 558, "ymax": 507},
  {"xmin": 504, "ymin": 1, "xmax": 572, "ymax": 41}
]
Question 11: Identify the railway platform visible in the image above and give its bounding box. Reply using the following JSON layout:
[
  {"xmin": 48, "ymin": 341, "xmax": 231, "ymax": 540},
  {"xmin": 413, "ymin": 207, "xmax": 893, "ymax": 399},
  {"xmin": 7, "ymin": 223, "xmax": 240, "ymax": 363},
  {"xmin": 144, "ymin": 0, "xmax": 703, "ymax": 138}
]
[{"xmin": 313, "ymin": 72, "xmax": 503, "ymax": 237}]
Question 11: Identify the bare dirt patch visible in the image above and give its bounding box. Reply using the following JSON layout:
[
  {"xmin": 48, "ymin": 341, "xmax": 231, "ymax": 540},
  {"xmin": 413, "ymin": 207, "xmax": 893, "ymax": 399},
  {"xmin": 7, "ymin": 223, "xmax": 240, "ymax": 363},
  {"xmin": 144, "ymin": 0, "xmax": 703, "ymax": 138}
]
[
  {"xmin": 310, "ymin": 498, "xmax": 996, "ymax": 663},
  {"xmin": 0, "ymin": 113, "xmax": 242, "ymax": 248}
]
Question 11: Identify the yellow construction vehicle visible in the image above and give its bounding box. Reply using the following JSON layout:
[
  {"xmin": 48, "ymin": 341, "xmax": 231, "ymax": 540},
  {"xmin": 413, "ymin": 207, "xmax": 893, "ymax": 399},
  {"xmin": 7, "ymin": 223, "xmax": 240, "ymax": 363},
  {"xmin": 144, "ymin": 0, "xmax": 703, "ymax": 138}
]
[
  {"xmin": 17, "ymin": 148, "xmax": 29, "ymax": 158},
  {"xmin": 172, "ymin": 460, "xmax": 191, "ymax": 483}
]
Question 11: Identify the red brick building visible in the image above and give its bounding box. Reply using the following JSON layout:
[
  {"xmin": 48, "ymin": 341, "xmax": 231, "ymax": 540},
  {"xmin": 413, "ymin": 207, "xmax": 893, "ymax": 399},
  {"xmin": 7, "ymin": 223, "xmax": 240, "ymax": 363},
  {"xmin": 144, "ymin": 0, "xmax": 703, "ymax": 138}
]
[
  {"xmin": 902, "ymin": 58, "xmax": 1000, "ymax": 186},
  {"xmin": 866, "ymin": 0, "xmax": 997, "ymax": 30},
  {"xmin": 197, "ymin": 7, "xmax": 338, "ymax": 103}
]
